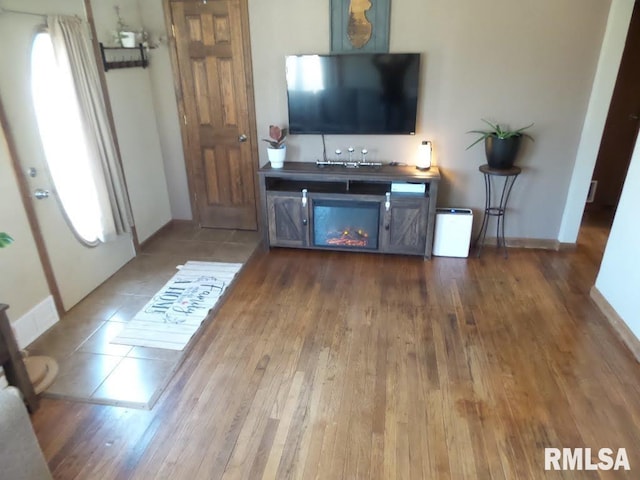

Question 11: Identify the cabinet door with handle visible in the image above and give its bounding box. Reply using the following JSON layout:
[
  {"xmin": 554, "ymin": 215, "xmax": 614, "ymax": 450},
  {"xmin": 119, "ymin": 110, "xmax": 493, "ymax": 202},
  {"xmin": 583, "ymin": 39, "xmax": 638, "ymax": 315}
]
[
  {"xmin": 266, "ymin": 192, "xmax": 310, "ymax": 247},
  {"xmin": 381, "ymin": 195, "xmax": 429, "ymax": 256}
]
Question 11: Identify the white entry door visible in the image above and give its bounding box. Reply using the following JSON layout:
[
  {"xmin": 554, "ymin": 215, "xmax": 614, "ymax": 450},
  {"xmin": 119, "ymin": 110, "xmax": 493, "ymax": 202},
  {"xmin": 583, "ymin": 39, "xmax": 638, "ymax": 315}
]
[{"xmin": 0, "ymin": 2, "xmax": 135, "ymax": 311}]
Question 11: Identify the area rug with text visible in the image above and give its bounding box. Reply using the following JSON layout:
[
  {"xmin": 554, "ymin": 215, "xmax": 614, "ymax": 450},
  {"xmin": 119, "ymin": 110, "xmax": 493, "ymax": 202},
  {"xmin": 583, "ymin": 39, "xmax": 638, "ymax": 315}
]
[{"xmin": 111, "ymin": 261, "xmax": 242, "ymax": 351}]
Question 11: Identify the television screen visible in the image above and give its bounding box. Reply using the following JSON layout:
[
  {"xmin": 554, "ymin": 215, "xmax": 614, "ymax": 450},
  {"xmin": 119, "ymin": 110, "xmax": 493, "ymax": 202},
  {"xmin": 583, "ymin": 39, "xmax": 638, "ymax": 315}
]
[{"xmin": 286, "ymin": 53, "xmax": 420, "ymax": 135}]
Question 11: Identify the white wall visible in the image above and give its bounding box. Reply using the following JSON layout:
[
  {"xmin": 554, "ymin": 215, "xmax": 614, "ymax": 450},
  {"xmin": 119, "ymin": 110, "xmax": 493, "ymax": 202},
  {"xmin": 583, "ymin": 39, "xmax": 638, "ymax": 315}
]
[
  {"xmin": 596, "ymin": 136, "xmax": 640, "ymax": 332},
  {"xmin": 90, "ymin": 0, "xmax": 173, "ymax": 241},
  {"xmin": 559, "ymin": 0, "xmax": 635, "ymax": 243},
  {"xmin": 248, "ymin": 0, "xmax": 611, "ymax": 241}
]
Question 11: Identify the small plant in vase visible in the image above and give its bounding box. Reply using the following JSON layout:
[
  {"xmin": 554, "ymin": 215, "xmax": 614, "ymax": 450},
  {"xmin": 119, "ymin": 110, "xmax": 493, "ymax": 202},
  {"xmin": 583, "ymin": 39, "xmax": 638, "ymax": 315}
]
[
  {"xmin": 467, "ymin": 119, "xmax": 534, "ymax": 170},
  {"xmin": 113, "ymin": 6, "xmax": 136, "ymax": 47},
  {"xmin": 263, "ymin": 125, "xmax": 288, "ymax": 168},
  {"xmin": 0, "ymin": 232, "xmax": 13, "ymax": 248}
]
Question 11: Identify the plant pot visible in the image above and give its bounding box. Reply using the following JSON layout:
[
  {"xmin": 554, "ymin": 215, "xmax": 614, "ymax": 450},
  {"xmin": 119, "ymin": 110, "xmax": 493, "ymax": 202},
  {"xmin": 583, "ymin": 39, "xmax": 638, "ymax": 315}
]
[
  {"xmin": 267, "ymin": 146, "xmax": 286, "ymax": 168},
  {"xmin": 485, "ymin": 135, "xmax": 522, "ymax": 170},
  {"xmin": 120, "ymin": 31, "xmax": 136, "ymax": 48}
]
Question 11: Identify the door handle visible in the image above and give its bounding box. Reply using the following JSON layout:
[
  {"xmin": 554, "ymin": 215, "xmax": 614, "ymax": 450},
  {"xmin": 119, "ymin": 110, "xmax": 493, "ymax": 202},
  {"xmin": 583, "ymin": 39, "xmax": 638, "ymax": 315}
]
[
  {"xmin": 34, "ymin": 189, "xmax": 50, "ymax": 200},
  {"xmin": 238, "ymin": 134, "xmax": 247, "ymax": 143},
  {"xmin": 630, "ymin": 114, "xmax": 640, "ymax": 121}
]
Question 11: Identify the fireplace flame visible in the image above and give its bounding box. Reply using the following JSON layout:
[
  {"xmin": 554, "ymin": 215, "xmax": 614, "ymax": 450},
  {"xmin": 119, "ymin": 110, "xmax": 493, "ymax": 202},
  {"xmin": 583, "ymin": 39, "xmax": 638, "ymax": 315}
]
[{"xmin": 325, "ymin": 228, "xmax": 370, "ymax": 247}]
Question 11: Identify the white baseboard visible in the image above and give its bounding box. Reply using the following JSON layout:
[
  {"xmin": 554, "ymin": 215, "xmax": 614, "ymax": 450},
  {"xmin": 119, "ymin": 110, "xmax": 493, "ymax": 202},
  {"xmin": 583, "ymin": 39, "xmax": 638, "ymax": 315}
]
[
  {"xmin": 590, "ymin": 286, "xmax": 640, "ymax": 363},
  {"xmin": 11, "ymin": 296, "xmax": 59, "ymax": 349}
]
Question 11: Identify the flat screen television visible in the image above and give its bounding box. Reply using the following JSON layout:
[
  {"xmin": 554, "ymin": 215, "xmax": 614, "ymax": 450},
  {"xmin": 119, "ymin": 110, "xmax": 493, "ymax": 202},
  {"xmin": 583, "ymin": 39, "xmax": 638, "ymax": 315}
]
[{"xmin": 286, "ymin": 53, "xmax": 420, "ymax": 135}]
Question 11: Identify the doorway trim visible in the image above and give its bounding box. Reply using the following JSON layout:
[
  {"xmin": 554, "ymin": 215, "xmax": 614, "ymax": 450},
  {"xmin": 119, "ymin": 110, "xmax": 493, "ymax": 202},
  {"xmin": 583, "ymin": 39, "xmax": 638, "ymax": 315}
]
[
  {"xmin": 558, "ymin": 0, "xmax": 636, "ymax": 244},
  {"xmin": 163, "ymin": 0, "xmax": 198, "ymax": 224}
]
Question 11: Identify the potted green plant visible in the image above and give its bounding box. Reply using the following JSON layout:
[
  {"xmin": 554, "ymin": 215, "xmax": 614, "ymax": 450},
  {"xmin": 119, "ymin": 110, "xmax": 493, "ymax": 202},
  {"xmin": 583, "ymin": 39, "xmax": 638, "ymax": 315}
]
[
  {"xmin": 467, "ymin": 119, "xmax": 534, "ymax": 169},
  {"xmin": 263, "ymin": 125, "xmax": 288, "ymax": 169},
  {"xmin": 113, "ymin": 6, "xmax": 137, "ymax": 47},
  {"xmin": 0, "ymin": 232, "xmax": 13, "ymax": 248}
]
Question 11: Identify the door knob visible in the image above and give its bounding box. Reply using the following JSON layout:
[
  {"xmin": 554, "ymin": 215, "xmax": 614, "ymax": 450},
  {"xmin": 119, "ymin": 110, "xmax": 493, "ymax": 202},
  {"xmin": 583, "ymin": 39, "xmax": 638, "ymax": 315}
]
[
  {"xmin": 238, "ymin": 134, "xmax": 247, "ymax": 143},
  {"xmin": 34, "ymin": 189, "xmax": 50, "ymax": 199}
]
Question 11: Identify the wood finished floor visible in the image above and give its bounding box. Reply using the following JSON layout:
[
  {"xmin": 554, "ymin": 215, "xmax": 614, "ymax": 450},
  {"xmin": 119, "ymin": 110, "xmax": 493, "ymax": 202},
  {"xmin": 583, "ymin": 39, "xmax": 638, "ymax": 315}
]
[{"xmin": 31, "ymin": 223, "xmax": 640, "ymax": 479}]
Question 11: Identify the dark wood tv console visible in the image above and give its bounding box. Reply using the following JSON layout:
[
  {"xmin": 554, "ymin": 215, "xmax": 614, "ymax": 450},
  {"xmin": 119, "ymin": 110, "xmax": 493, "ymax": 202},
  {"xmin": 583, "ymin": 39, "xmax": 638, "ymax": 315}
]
[{"xmin": 257, "ymin": 162, "xmax": 440, "ymax": 258}]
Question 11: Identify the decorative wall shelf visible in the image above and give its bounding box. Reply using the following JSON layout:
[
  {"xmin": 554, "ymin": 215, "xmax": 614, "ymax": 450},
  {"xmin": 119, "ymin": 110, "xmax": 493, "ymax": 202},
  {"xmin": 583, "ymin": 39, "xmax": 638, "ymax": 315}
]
[{"xmin": 99, "ymin": 43, "xmax": 148, "ymax": 72}]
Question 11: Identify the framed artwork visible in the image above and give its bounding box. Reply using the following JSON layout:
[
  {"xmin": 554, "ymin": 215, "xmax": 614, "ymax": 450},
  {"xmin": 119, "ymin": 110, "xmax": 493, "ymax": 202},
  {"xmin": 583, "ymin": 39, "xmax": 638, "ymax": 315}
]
[{"xmin": 331, "ymin": 0, "xmax": 390, "ymax": 53}]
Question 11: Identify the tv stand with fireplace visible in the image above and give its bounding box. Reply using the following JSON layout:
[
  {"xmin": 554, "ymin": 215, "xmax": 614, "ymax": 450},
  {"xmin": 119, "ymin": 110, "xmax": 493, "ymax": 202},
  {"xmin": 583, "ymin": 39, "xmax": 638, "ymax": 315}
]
[{"xmin": 258, "ymin": 162, "xmax": 440, "ymax": 258}]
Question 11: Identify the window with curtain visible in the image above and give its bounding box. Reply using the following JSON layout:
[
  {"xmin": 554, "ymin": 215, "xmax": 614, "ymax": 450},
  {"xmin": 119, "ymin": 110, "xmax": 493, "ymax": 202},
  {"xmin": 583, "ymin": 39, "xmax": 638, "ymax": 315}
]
[
  {"xmin": 31, "ymin": 31, "xmax": 103, "ymax": 244},
  {"xmin": 30, "ymin": 16, "xmax": 133, "ymax": 245}
]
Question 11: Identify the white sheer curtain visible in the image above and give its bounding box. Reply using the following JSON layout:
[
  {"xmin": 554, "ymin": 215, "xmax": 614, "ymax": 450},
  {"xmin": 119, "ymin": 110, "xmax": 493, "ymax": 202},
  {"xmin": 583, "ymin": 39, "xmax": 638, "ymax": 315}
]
[{"xmin": 47, "ymin": 15, "xmax": 133, "ymax": 241}]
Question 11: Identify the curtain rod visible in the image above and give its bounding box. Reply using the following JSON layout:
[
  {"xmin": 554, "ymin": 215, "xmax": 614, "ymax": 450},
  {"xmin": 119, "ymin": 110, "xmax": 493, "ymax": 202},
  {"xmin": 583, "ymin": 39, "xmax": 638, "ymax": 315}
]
[{"xmin": 0, "ymin": 7, "xmax": 47, "ymax": 18}]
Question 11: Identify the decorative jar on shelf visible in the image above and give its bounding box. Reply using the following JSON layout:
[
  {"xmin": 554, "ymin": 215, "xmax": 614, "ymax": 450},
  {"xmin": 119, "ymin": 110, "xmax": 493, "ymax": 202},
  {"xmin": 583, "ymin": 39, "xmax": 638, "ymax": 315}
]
[{"xmin": 119, "ymin": 31, "xmax": 136, "ymax": 48}]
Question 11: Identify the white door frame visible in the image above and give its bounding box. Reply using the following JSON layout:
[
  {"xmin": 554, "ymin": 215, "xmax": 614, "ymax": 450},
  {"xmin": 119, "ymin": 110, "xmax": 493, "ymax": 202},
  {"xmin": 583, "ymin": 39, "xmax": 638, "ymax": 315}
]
[
  {"xmin": 559, "ymin": 0, "xmax": 636, "ymax": 243},
  {"xmin": 0, "ymin": 0, "xmax": 139, "ymax": 314}
]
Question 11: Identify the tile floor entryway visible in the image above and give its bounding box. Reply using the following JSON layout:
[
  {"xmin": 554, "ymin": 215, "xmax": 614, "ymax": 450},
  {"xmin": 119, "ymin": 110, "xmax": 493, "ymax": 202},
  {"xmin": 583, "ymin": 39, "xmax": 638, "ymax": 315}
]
[{"xmin": 26, "ymin": 223, "xmax": 260, "ymax": 408}]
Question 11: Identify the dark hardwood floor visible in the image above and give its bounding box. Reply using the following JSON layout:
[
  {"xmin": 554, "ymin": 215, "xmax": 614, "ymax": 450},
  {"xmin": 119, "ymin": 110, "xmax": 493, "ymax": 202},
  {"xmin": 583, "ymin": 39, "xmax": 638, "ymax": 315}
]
[{"xmin": 30, "ymin": 223, "xmax": 640, "ymax": 479}]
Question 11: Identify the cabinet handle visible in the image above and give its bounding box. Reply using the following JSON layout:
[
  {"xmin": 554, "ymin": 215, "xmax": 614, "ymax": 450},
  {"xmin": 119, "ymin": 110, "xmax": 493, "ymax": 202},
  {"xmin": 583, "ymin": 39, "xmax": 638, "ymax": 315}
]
[
  {"xmin": 385, "ymin": 192, "xmax": 391, "ymax": 211},
  {"xmin": 301, "ymin": 188, "xmax": 308, "ymax": 207},
  {"xmin": 302, "ymin": 218, "xmax": 308, "ymax": 226},
  {"xmin": 385, "ymin": 224, "xmax": 389, "ymax": 231}
]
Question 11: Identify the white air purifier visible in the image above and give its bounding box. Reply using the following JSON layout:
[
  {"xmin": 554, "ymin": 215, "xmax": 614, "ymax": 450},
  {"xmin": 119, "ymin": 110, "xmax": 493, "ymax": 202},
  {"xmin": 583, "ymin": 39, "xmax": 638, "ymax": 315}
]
[{"xmin": 432, "ymin": 208, "xmax": 473, "ymax": 258}]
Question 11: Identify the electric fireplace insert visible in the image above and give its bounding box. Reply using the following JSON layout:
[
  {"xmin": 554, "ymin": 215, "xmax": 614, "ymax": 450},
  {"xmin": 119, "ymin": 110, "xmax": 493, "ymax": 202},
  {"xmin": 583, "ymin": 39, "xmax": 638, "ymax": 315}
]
[{"xmin": 313, "ymin": 199, "xmax": 379, "ymax": 250}]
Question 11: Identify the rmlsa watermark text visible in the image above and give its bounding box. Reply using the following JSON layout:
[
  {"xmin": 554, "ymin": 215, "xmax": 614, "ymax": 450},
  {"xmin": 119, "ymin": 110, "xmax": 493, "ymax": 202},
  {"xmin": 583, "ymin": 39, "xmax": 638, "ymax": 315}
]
[{"xmin": 545, "ymin": 448, "xmax": 630, "ymax": 471}]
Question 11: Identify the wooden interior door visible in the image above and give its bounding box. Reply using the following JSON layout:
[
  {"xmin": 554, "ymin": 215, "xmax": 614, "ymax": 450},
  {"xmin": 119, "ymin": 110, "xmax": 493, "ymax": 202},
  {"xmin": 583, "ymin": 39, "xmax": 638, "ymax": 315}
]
[
  {"xmin": 590, "ymin": 0, "xmax": 640, "ymax": 210},
  {"xmin": 169, "ymin": 0, "xmax": 258, "ymax": 230}
]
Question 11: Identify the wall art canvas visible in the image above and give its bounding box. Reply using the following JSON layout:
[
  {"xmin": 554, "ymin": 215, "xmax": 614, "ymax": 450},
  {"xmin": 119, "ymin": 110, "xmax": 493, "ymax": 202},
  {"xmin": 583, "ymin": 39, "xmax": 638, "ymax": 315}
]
[{"xmin": 331, "ymin": 0, "xmax": 390, "ymax": 53}]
